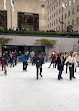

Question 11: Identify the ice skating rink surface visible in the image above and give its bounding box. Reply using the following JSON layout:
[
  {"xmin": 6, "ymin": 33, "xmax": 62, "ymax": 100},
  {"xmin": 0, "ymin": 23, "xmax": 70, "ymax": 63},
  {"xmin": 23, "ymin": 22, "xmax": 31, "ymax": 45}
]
[{"xmin": 0, "ymin": 63, "xmax": 79, "ymax": 111}]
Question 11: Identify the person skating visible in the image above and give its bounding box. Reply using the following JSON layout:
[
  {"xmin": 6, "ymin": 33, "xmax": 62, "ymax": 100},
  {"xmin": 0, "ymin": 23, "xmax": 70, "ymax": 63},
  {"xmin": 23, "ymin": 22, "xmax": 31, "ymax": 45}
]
[
  {"xmin": 75, "ymin": 51, "xmax": 79, "ymax": 71},
  {"xmin": 1, "ymin": 55, "xmax": 7, "ymax": 75},
  {"xmin": 14, "ymin": 50, "xmax": 18, "ymax": 66},
  {"xmin": 30, "ymin": 50, "xmax": 35, "ymax": 65},
  {"xmin": 5, "ymin": 51, "xmax": 9, "ymax": 66},
  {"xmin": 9, "ymin": 54, "xmax": 14, "ymax": 67},
  {"xmin": 35, "ymin": 53, "xmax": 43, "ymax": 80},
  {"xmin": 57, "ymin": 53, "xmax": 64, "ymax": 80},
  {"xmin": 73, "ymin": 52, "xmax": 77, "ymax": 73},
  {"xmin": 22, "ymin": 52, "xmax": 28, "ymax": 71},
  {"xmin": 48, "ymin": 53, "xmax": 56, "ymax": 68},
  {"xmin": 65, "ymin": 52, "xmax": 77, "ymax": 80},
  {"xmin": 54, "ymin": 52, "xmax": 58, "ymax": 68},
  {"xmin": 65, "ymin": 53, "xmax": 70, "ymax": 73}
]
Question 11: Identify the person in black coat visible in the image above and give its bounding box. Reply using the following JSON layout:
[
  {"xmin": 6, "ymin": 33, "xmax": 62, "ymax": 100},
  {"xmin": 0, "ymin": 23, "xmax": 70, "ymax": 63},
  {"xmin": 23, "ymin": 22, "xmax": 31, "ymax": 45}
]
[
  {"xmin": 57, "ymin": 53, "xmax": 64, "ymax": 80},
  {"xmin": 14, "ymin": 50, "xmax": 18, "ymax": 66},
  {"xmin": 9, "ymin": 54, "xmax": 14, "ymax": 67},
  {"xmin": 35, "ymin": 53, "xmax": 43, "ymax": 79}
]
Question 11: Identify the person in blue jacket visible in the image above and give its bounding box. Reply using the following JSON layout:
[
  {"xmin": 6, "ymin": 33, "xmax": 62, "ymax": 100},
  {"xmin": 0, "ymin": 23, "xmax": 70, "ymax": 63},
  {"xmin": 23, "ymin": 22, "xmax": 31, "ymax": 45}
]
[{"xmin": 22, "ymin": 52, "xmax": 28, "ymax": 71}]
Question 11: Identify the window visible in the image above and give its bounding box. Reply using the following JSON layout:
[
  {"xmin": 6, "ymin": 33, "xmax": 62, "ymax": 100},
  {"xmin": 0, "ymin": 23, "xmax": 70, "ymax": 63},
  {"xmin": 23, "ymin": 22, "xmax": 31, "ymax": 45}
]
[
  {"xmin": 50, "ymin": 16, "xmax": 51, "ymax": 20},
  {"xmin": 68, "ymin": 11, "xmax": 70, "ymax": 17},
  {"xmin": 59, "ymin": 9, "xmax": 60, "ymax": 14},
  {"xmin": 50, "ymin": 8, "xmax": 51, "ymax": 13},
  {"xmin": 52, "ymin": 22, "xmax": 53, "ymax": 26},
  {"xmin": 72, "ymin": 8, "xmax": 75, "ymax": 14},
  {"xmin": 56, "ymin": 10, "xmax": 58, "ymax": 15},
  {"xmin": 54, "ymin": 13, "xmax": 55, "ymax": 17},
  {"xmin": 72, "ymin": 19, "xmax": 74, "ymax": 26},
  {"xmin": 48, "ymin": 17, "xmax": 49, "ymax": 21},
  {"xmin": 56, "ymin": 2, "xmax": 58, "ymax": 7},
  {"xmin": 18, "ymin": 12, "xmax": 39, "ymax": 31},
  {"xmin": 59, "ymin": 17, "xmax": 60, "ymax": 22},
  {"xmin": 59, "ymin": 0, "xmax": 60, "ymax": 5},
  {"xmin": 65, "ymin": 13, "xmax": 67, "ymax": 19},
  {"xmin": 0, "ymin": 11, "xmax": 7, "ymax": 29},
  {"xmin": 56, "ymin": 19, "xmax": 58, "ymax": 24},
  {"xmin": 54, "ymin": 20, "xmax": 55, "ymax": 25},
  {"xmin": 73, "ymin": 0, "xmax": 75, "ymax": 3},
  {"xmin": 56, "ymin": 27, "xmax": 57, "ymax": 31},
  {"xmin": 68, "ymin": 21, "xmax": 70, "ymax": 26},
  {"xmin": 48, "ymin": 10, "xmax": 49, "ymax": 14},
  {"xmin": 65, "ymin": 23, "xmax": 66, "ymax": 29},
  {"xmin": 69, "ymin": 0, "xmax": 71, "ymax": 6},
  {"xmin": 48, "ymin": 24, "xmax": 49, "ymax": 28},
  {"xmin": 77, "ymin": 17, "xmax": 79, "ymax": 24},
  {"xmin": 59, "ymin": 26, "xmax": 60, "ymax": 31},
  {"xmin": 52, "ymin": 14, "xmax": 53, "ymax": 18},
  {"xmin": 54, "ymin": 5, "xmax": 55, "ymax": 9},
  {"xmin": 77, "ymin": 5, "xmax": 79, "ymax": 12},
  {"xmin": 50, "ymin": 23, "xmax": 51, "ymax": 27},
  {"xmin": 52, "ymin": 7, "xmax": 53, "ymax": 11}
]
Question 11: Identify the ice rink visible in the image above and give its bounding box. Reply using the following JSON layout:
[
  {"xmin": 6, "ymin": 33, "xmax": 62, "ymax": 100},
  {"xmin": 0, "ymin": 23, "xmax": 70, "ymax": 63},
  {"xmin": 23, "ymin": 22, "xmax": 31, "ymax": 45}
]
[{"xmin": 0, "ymin": 63, "xmax": 79, "ymax": 111}]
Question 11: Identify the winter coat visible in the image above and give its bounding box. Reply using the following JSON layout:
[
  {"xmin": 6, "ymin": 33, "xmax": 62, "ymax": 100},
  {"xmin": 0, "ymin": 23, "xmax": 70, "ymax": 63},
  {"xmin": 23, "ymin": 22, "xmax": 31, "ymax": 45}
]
[
  {"xmin": 9, "ymin": 57, "xmax": 14, "ymax": 63},
  {"xmin": 49, "ymin": 55, "xmax": 56, "ymax": 62},
  {"xmin": 35, "ymin": 57, "xmax": 43, "ymax": 67},
  {"xmin": 1, "ymin": 56, "xmax": 6, "ymax": 66},
  {"xmin": 57, "ymin": 56, "xmax": 64, "ymax": 71},
  {"xmin": 65, "ymin": 56, "xmax": 77, "ymax": 68},
  {"xmin": 22, "ymin": 54, "xmax": 27, "ymax": 62}
]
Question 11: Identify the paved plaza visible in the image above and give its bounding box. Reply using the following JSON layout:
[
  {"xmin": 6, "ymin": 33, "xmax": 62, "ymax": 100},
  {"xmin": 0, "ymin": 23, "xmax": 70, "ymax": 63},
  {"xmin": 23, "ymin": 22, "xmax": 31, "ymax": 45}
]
[{"xmin": 0, "ymin": 63, "xmax": 79, "ymax": 111}]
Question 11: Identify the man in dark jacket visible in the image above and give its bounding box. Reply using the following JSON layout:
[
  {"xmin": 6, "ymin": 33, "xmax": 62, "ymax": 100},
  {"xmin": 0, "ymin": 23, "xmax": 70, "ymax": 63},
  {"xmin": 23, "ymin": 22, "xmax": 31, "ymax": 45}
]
[
  {"xmin": 35, "ymin": 53, "xmax": 43, "ymax": 79},
  {"xmin": 14, "ymin": 50, "xmax": 18, "ymax": 66},
  {"xmin": 57, "ymin": 53, "xmax": 64, "ymax": 80}
]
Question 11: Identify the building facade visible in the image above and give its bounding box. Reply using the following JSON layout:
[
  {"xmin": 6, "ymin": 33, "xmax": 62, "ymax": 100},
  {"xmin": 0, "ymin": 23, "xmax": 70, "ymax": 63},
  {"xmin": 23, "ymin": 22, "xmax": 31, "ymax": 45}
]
[
  {"xmin": 0, "ymin": 0, "xmax": 47, "ymax": 31},
  {"xmin": 47, "ymin": 0, "xmax": 79, "ymax": 32}
]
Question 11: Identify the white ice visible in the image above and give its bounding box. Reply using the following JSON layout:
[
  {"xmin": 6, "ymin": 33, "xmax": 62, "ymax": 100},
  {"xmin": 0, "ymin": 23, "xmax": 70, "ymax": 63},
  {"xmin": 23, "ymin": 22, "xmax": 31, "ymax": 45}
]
[{"xmin": 0, "ymin": 63, "xmax": 79, "ymax": 111}]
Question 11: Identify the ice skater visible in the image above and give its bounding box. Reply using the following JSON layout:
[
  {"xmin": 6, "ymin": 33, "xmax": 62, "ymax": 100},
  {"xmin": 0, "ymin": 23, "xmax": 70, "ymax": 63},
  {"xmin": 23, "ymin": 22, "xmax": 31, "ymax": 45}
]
[
  {"xmin": 48, "ymin": 53, "xmax": 56, "ymax": 68},
  {"xmin": 1, "ymin": 54, "xmax": 7, "ymax": 75},
  {"xmin": 57, "ymin": 53, "xmax": 64, "ymax": 80},
  {"xmin": 35, "ymin": 53, "xmax": 43, "ymax": 80},
  {"xmin": 22, "ymin": 52, "xmax": 28, "ymax": 71}
]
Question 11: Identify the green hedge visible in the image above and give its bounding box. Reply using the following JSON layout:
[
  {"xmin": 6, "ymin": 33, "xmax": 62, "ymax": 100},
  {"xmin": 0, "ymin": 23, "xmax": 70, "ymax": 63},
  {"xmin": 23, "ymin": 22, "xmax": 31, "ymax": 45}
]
[{"xmin": 0, "ymin": 29, "xmax": 69, "ymax": 36}]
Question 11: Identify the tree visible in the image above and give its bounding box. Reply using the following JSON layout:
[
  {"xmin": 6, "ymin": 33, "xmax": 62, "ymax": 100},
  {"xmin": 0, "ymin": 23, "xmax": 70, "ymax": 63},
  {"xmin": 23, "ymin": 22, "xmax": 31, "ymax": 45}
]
[
  {"xmin": 0, "ymin": 37, "xmax": 11, "ymax": 56},
  {"xmin": 35, "ymin": 38, "xmax": 56, "ymax": 53}
]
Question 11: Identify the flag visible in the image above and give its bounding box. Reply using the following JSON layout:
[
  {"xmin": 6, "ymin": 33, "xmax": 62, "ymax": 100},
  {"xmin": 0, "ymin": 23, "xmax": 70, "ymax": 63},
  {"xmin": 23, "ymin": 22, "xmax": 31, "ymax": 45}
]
[
  {"xmin": 62, "ymin": 3, "xmax": 66, "ymax": 9},
  {"xmin": 11, "ymin": 0, "xmax": 14, "ymax": 11},
  {"xmin": 4, "ymin": 0, "xmax": 6, "ymax": 10}
]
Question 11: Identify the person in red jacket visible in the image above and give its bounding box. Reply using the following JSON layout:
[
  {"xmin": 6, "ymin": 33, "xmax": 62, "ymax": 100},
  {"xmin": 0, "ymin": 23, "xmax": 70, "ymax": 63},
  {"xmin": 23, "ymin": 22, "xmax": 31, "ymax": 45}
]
[
  {"xmin": 48, "ymin": 53, "xmax": 56, "ymax": 68},
  {"xmin": 1, "ymin": 54, "xmax": 7, "ymax": 75}
]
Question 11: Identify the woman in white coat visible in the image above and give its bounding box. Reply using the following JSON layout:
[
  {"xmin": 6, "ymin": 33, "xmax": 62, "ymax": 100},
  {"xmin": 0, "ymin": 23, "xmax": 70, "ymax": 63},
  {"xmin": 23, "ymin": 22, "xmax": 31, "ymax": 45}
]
[{"xmin": 65, "ymin": 52, "xmax": 77, "ymax": 80}]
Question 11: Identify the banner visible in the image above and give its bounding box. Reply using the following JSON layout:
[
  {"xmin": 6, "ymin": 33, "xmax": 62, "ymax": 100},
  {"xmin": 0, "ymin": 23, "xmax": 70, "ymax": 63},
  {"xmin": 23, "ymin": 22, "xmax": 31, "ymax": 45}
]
[
  {"xmin": 11, "ymin": 0, "xmax": 14, "ymax": 11},
  {"xmin": 4, "ymin": 0, "xmax": 6, "ymax": 10}
]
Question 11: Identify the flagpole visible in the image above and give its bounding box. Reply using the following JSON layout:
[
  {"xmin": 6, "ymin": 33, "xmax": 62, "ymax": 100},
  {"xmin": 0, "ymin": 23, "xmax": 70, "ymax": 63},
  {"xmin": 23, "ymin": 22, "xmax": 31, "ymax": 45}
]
[
  {"xmin": 4, "ymin": 0, "xmax": 6, "ymax": 29},
  {"xmin": 11, "ymin": 4, "xmax": 12, "ymax": 29},
  {"xmin": 62, "ymin": 6, "xmax": 63, "ymax": 33},
  {"xmin": 10, "ymin": 0, "xmax": 14, "ymax": 29},
  {"xmin": 4, "ymin": 10, "xmax": 5, "ymax": 29}
]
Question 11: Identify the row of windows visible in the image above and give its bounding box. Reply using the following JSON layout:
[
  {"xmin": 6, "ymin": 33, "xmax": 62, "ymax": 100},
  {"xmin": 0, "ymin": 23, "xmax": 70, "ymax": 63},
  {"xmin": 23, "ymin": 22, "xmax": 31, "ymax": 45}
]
[
  {"xmin": 48, "ymin": 5, "xmax": 79, "ymax": 15},
  {"xmin": 48, "ymin": 5, "xmax": 79, "ymax": 21},
  {"xmin": 48, "ymin": 0, "xmax": 76, "ymax": 8},
  {"xmin": 48, "ymin": 17, "xmax": 79, "ymax": 28}
]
